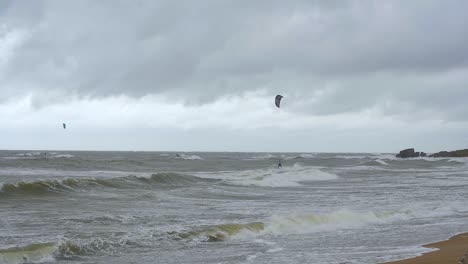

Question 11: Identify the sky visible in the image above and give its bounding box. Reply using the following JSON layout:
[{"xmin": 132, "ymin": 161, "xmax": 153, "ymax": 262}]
[{"xmin": 1, "ymin": 0, "xmax": 468, "ymax": 153}]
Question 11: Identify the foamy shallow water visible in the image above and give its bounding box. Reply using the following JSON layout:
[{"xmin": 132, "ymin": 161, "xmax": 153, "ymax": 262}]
[{"xmin": 1, "ymin": 151, "xmax": 467, "ymax": 264}]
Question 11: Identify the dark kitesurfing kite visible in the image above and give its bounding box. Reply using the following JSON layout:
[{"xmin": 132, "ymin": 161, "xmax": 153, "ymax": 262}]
[
  {"xmin": 275, "ymin": 95, "xmax": 283, "ymax": 108},
  {"xmin": 63, "ymin": 123, "xmax": 66, "ymax": 129}
]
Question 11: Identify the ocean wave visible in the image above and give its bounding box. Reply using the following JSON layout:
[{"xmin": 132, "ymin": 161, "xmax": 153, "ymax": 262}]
[
  {"xmin": 147, "ymin": 172, "xmax": 215, "ymax": 185},
  {"xmin": 65, "ymin": 214, "xmax": 141, "ymax": 225},
  {"xmin": 246, "ymin": 153, "xmax": 276, "ymax": 160},
  {"xmin": 263, "ymin": 209, "xmax": 407, "ymax": 235},
  {"xmin": 174, "ymin": 222, "xmax": 265, "ymax": 242},
  {"xmin": 335, "ymin": 154, "xmax": 379, "ymax": 159},
  {"xmin": 0, "ymin": 173, "xmax": 214, "ymax": 196},
  {"xmin": 0, "ymin": 243, "xmax": 56, "ymax": 264},
  {"xmin": 0, "ymin": 236, "xmax": 133, "ymax": 264},
  {"xmin": 4, "ymin": 152, "xmax": 76, "ymax": 160},
  {"xmin": 351, "ymin": 159, "xmax": 389, "ymax": 167},
  {"xmin": 245, "ymin": 153, "xmax": 317, "ymax": 161},
  {"xmin": 55, "ymin": 237, "xmax": 133, "ymax": 259},
  {"xmin": 170, "ymin": 209, "xmax": 409, "ymax": 242},
  {"xmin": 0, "ymin": 178, "xmax": 127, "ymax": 195},
  {"xmin": 197, "ymin": 164, "xmax": 338, "ymax": 187},
  {"xmin": 175, "ymin": 153, "xmax": 203, "ymax": 160},
  {"xmin": 292, "ymin": 153, "xmax": 316, "ymax": 159},
  {"xmin": 375, "ymin": 159, "xmax": 389, "ymax": 166}
]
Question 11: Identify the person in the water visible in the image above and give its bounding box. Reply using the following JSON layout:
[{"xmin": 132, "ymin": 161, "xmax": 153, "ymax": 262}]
[{"xmin": 278, "ymin": 160, "xmax": 282, "ymax": 168}]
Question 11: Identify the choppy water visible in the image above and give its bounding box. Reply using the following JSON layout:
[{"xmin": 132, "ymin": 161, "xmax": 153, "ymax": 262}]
[{"xmin": 1, "ymin": 150, "xmax": 467, "ymax": 264}]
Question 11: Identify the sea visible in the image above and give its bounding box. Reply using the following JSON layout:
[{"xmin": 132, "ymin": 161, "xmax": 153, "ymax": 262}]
[{"xmin": 1, "ymin": 150, "xmax": 467, "ymax": 264}]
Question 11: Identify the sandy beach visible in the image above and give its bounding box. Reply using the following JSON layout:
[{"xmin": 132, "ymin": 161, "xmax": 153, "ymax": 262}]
[{"xmin": 384, "ymin": 233, "xmax": 468, "ymax": 264}]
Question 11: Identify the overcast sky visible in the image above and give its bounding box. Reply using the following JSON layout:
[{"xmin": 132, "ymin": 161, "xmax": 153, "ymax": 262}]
[{"xmin": 1, "ymin": 0, "xmax": 467, "ymax": 152}]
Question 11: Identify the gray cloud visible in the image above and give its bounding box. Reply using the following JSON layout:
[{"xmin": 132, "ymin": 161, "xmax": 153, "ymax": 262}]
[{"xmin": 1, "ymin": 0, "xmax": 468, "ymax": 121}]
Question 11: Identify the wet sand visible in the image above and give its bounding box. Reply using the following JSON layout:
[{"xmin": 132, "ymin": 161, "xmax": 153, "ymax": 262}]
[{"xmin": 384, "ymin": 233, "xmax": 468, "ymax": 264}]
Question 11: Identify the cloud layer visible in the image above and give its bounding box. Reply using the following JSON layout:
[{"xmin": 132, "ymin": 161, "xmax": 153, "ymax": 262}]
[{"xmin": 1, "ymin": 0, "xmax": 468, "ymax": 151}]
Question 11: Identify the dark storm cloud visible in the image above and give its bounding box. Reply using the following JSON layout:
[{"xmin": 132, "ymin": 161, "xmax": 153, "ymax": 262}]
[{"xmin": 1, "ymin": 0, "xmax": 468, "ymax": 118}]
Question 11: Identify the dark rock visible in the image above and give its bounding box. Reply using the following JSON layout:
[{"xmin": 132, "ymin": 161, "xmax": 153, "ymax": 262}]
[
  {"xmin": 396, "ymin": 148, "xmax": 420, "ymax": 158},
  {"xmin": 429, "ymin": 149, "xmax": 468, "ymax": 158},
  {"xmin": 397, "ymin": 148, "xmax": 468, "ymax": 158},
  {"xmin": 430, "ymin": 151, "xmax": 449, "ymax": 157}
]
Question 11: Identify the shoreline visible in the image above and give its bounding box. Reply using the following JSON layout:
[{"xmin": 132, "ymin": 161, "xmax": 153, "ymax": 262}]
[{"xmin": 383, "ymin": 232, "xmax": 468, "ymax": 264}]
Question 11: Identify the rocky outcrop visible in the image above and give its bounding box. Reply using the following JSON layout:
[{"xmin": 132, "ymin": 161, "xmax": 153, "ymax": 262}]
[
  {"xmin": 396, "ymin": 148, "xmax": 468, "ymax": 158},
  {"xmin": 396, "ymin": 148, "xmax": 426, "ymax": 158},
  {"xmin": 429, "ymin": 149, "xmax": 468, "ymax": 158}
]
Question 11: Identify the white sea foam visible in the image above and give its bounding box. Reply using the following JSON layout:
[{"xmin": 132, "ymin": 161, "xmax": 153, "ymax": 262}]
[
  {"xmin": 295, "ymin": 153, "xmax": 316, "ymax": 159},
  {"xmin": 51, "ymin": 154, "xmax": 75, "ymax": 158},
  {"xmin": 184, "ymin": 202, "xmax": 468, "ymax": 246},
  {"xmin": 375, "ymin": 159, "xmax": 389, "ymax": 166},
  {"xmin": 6, "ymin": 152, "xmax": 76, "ymax": 160},
  {"xmin": 402, "ymin": 201, "xmax": 468, "ymax": 219},
  {"xmin": 0, "ymin": 243, "xmax": 56, "ymax": 264},
  {"xmin": 374, "ymin": 154, "xmax": 399, "ymax": 160},
  {"xmin": 230, "ymin": 203, "xmax": 467, "ymax": 240},
  {"xmin": 175, "ymin": 153, "xmax": 203, "ymax": 160},
  {"xmin": 227, "ymin": 209, "xmax": 410, "ymax": 241},
  {"xmin": 197, "ymin": 164, "xmax": 338, "ymax": 187},
  {"xmin": 335, "ymin": 155, "xmax": 378, "ymax": 159},
  {"xmin": 17, "ymin": 152, "xmax": 43, "ymax": 157},
  {"xmin": 281, "ymin": 153, "xmax": 317, "ymax": 160},
  {"xmin": 262, "ymin": 209, "xmax": 408, "ymax": 235},
  {"xmin": 0, "ymin": 168, "xmax": 148, "ymax": 180},
  {"xmin": 246, "ymin": 153, "xmax": 276, "ymax": 160},
  {"xmin": 448, "ymin": 157, "xmax": 468, "ymax": 164}
]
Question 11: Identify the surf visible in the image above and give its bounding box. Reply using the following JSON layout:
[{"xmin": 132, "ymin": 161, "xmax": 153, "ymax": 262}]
[
  {"xmin": 196, "ymin": 163, "xmax": 338, "ymax": 187},
  {"xmin": 0, "ymin": 173, "xmax": 216, "ymax": 197},
  {"xmin": 169, "ymin": 209, "xmax": 412, "ymax": 243}
]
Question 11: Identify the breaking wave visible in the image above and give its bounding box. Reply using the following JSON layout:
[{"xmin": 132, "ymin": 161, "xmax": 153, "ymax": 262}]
[
  {"xmin": 170, "ymin": 209, "xmax": 410, "ymax": 242},
  {"xmin": 174, "ymin": 222, "xmax": 265, "ymax": 242},
  {"xmin": 198, "ymin": 164, "xmax": 338, "ymax": 187},
  {"xmin": 0, "ymin": 243, "xmax": 56, "ymax": 264},
  {"xmin": 0, "ymin": 173, "xmax": 215, "ymax": 196},
  {"xmin": 0, "ymin": 235, "xmax": 134, "ymax": 264},
  {"xmin": 175, "ymin": 153, "xmax": 203, "ymax": 160},
  {"xmin": 4, "ymin": 152, "xmax": 76, "ymax": 160},
  {"xmin": 293, "ymin": 153, "xmax": 316, "ymax": 159},
  {"xmin": 247, "ymin": 153, "xmax": 276, "ymax": 160},
  {"xmin": 352, "ymin": 159, "xmax": 389, "ymax": 167},
  {"xmin": 1, "ymin": 206, "xmax": 458, "ymax": 263},
  {"xmin": 335, "ymin": 154, "xmax": 381, "ymax": 159},
  {"xmin": 264, "ymin": 209, "xmax": 406, "ymax": 235}
]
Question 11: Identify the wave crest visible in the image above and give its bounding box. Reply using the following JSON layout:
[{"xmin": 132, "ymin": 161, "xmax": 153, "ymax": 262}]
[
  {"xmin": 168, "ymin": 209, "xmax": 408, "ymax": 243},
  {"xmin": 173, "ymin": 222, "xmax": 265, "ymax": 242},
  {"xmin": 0, "ymin": 236, "xmax": 134, "ymax": 264},
  {"xmin": 204, "ymin": 164, "xmax": 338, "ymax": 187},
  {"xmin": 175, "ymin": 153, "xmax": 203, "ymax": 160},
  {"xmin": 4, "ymin": 152, "xmax": 76, "ymax": 160},
  {"xmin": 0, "ymin": 243, "xmax": 56, "ymax": 264},
  {"xmin": 0, "ymin": 173, "xmax": 212, "ymax": 196}
]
